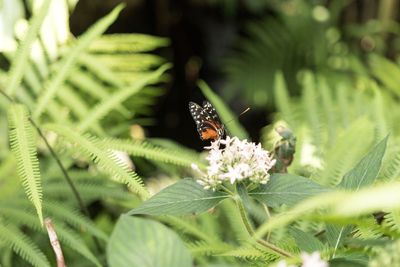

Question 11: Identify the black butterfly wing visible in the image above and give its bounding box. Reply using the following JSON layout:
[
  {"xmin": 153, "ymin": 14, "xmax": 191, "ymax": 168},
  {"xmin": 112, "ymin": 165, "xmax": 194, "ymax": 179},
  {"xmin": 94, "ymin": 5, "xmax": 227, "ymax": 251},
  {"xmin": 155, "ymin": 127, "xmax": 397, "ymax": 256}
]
[
  {"xmin": 189, "ymin": 101, "xmax": 221, "ymax": 141},
  {"xmin": 189, "ymin": 102, "xmax": 211, "ymax": 125},
  {"xmin": 202, "ymin": 101, "xmax": 222, "ymax": 125}
]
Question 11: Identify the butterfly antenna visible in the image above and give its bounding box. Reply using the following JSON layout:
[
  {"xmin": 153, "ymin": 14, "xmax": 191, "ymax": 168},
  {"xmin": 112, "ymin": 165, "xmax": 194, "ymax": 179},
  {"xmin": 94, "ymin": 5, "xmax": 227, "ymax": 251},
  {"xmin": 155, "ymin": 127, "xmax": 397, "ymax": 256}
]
[{"xmin": 225, "ymin": 107, "xmax": 250, "ymax": 125}]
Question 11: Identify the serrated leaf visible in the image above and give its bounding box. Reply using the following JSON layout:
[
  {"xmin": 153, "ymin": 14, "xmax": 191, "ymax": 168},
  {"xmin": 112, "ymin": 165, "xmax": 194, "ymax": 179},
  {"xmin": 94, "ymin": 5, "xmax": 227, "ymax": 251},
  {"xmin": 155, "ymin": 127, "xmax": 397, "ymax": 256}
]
[
  {"xmin": 249, "ymin": 174, "xmax": 330, "ymax": 207},
  {"xmin": 8, "ymin": 104, "xmax": 43, "ymax": 225},
  {"xmin": 339, "ymin": 136, "xmax": 388, "ymax": 190},
  {"xmin": 107, "ymin": 215, "xmax": 192, "ymax": 267},
  {"xmin": 128, "ymin": 179, "xmax": 228, "ymax": 215}
]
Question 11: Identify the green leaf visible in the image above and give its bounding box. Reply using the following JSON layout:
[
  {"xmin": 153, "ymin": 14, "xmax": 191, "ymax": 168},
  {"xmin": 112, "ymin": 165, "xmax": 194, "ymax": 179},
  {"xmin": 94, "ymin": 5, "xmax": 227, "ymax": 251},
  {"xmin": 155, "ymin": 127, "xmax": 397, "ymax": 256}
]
[
  {"xmin": 254, "ymin": 181, "xmax": 400, "ymax": 239},
  {"xmin": 326, "ymin": 224, "xmax": 352, "ymax": 252},
  {"xmin": 128, "ymin": 179, "xmax": 228, "ymax": 216},
  {"xmin": 329, "ymin": 253, "xmax": 368, "ymax": 267},
  {"xmin": 329, "ymin": 135, "xmax": 388, "ymax": 256},
  {"xmin": 33, "ymin": 4, "xmax": 125, "ymax": 118},
  {"xmin": 8, "ymin": 104, "xmax": 43, "ymax": 225},
  {"xmin": 6, "ymin": 0, "xmax": 51, "ymax": 96},
  {"xmin": 249, "ymin": 174, "xmax": 330, "ymax": 207},
  {"xmin": 107, "ymin": 215, "xmax": 192, "ymax": 267},
  {"xmin": 339, "ymin": 135, "xmax": 388, "ymax": 190},
  {"xmin": 198, "ymin": 80, "xmax": 249, "ymax": 140},
  {"xmin": 289, "ymin": 228, "xmax": 325, "ymax": 253}
]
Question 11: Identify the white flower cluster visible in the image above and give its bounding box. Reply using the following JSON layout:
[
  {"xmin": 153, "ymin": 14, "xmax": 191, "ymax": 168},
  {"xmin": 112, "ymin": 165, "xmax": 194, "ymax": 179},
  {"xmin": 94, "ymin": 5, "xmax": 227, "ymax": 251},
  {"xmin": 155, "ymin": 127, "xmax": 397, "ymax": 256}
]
[
  {"xmin": 277, "ymin": 252, "xmax": 329, "ymax": 267},
  {"xmin": 192, "ymin": 136, "xmax": 276, "ymax": 190}
]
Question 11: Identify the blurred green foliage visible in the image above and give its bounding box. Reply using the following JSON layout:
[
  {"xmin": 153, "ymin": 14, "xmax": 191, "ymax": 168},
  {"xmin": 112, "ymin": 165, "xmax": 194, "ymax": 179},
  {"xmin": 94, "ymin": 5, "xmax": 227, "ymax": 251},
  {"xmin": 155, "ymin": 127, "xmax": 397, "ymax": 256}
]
[{"xmin": 2, "ymin": 0, "xmax": 400, "ymax": 267}]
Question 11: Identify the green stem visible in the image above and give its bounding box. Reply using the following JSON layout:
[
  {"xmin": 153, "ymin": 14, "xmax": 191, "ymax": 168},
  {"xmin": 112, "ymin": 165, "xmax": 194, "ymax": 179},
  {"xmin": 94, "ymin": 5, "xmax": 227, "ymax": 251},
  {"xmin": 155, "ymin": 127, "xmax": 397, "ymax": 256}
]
[
  {"xmin": 220, "ymin": 185, "xmax": 235, "ymax": 196},
  {"xmin": 235, "ymin": 198, "xmax": 293, "ymax": 258},
  {"xmin": 262, "ymin": 203, "xmax": 272, "ymax": 241},
  {"xmin": 235, "ymin": 198, "xmax": 255, "ymax": 235}
]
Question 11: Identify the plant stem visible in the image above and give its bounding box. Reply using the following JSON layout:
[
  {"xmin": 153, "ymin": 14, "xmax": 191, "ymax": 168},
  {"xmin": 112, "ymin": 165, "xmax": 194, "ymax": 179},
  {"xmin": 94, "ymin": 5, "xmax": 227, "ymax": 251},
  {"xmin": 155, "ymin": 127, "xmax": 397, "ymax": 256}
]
[
  {"xmin": 235, "ymin": 198, "xmax": 293, "ymax": 258},
  {"xmin": 220, "ymin": 185, "xmax": 235, "ymax": 195},
  {"xmin": 262, "ymin": 203, "xmax": 272, "ymax": 241},
  {"xmin": 235, "ymin": 197, "xmax": 255, "ymax": 235}
]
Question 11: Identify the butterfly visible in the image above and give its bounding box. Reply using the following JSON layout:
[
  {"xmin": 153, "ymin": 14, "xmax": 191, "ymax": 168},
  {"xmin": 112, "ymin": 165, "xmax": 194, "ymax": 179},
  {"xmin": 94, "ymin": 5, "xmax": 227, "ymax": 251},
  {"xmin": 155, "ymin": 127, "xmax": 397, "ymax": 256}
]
[{"xmin": 189, "ymin": 101, "xmax": 225, "ymax": 141}]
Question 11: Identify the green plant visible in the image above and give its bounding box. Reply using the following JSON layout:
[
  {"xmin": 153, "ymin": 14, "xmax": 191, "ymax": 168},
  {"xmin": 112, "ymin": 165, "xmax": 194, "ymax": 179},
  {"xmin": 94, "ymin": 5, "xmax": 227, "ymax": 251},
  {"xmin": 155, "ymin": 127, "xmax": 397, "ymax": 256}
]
[
  {"xmin": 223, "ymin": 0, "xmax": 351, "ymax": 108},
  {"xmin": 2, "ymin": 0, "xmax": 400, "ymax": 266},
  {"xmin": 0, "ymin": 1, "xmax": 177, "ymax": 265}
]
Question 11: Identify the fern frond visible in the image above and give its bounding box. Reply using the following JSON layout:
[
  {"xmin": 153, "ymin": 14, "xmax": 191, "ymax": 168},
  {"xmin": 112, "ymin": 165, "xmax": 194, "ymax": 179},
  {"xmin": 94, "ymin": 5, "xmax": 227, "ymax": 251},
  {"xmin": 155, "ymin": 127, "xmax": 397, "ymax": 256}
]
[
  {"xmin": 77, "ymin": 63, "xmax": 170, "ymax": 132},
  {"xmin": 301, "ymin": 72, "xmax": 321, "ymax": 146},
  {"xmin": 370, "ymin": 85, "xmax": 389, "ymax": 141},
  {"xmin": 44, "ymin": 181, "xmax": 135, "ymax": 202},
  {"xmin": 21, "ymin": 64, "xmax": 72, "ymax": 124},
  {"xmin": 4, "ymin": 198, "xmax": 108, "ymax": 242},
  {"xmin": 219, "ymin": 200, "xmax": 250, "ymax": 243},
  {"xmin": 0, "ymin": 221, "xmax": 50, "ymax": 267},
  {"xmin": 33, "ymin": 4, "xmax": 125, "ymax": 118},
  {"xmin": 313, "ymin": 118, "xmax": 374, "ymax": 186},
  {"xmin": 188, "ymin": 241, "xmax": 232, "ymax": 256},
  {"xmin": 158, "ymin": 216, "xmax": 215, "ymax": 244},
  {"xmin": 89, "ymin": 33, "xmax": 170, "ymax": 53},
  {"xmin": 318, "ymin": 76, "xmax": 336, "ymax": 144},
  {"xmin": 219, "ymin": 246, "xmax": 276, "ymax": 261},
  {"xmin": 274, "ymin": 71, "xmax": 296, "ymax": 127},
  {"xmin": 56, "ymin": 85, "xmax": 104, "ymax": 134},
  {"xmin": 94, "ymin": 54, "xmax": 165, "ymax": 71},
  {"xmin": 100, "ymin": 137, "xmax": 205, "ymax": 168},
  {"xmin": 353, "ymin": 218, "xmax": 383, "ymax": 240},
  {"xmin": 53, "ymin": 223, "xmax": 102, "ymax": 267},
  {"xmin": 380, "ymin": 143, "xmax": 400, "ymax": 181},
  {"xmin": 198, "ymin": 212, "xmax": 223, "ymax": 241},
  {"xmin": 0, "ymin": 205, "xmax": 101, "ymax": 266},
  {"xmin": 43, "ymin": 202, "xmax": 108, "ymax": 241},
  {"xmin": 6, "ymin": 0, "xmax": 51, "ymax": 96},
  {"xmin": 7, "ymin": 104, "xmax": 43, "ymax": 225},
  {"xmin": 68, "ymin": 70, "xmax": 130, "ymax": 116},
  {"xmin": 336, "ymin": 85, "xmax": 351, "ymax": 128},
  {"xmin": 369, "ymin": 54, "xmax": 400, "ymax": 97},
  {"xmin": 78, "ymin": 53, "xmax": 124, "ymax": 88},
  {"xmin": 382, "ymin": 211, "xmax": 400, "ymax": 234},
  {"xmin": 44, "ymin": 123, "xmax": 149, "ymax": 199},
  {"xmin": 149, "ymin": 138, "xmax": 201, "ymax": 161}
]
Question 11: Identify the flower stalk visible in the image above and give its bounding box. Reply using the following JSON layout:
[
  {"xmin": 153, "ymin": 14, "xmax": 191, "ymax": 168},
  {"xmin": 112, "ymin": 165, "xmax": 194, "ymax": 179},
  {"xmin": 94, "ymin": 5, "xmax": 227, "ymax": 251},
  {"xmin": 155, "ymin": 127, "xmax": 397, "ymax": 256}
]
[{"xmin": 235, "ymin": 197, "xmax": 293, "ymax": 258}]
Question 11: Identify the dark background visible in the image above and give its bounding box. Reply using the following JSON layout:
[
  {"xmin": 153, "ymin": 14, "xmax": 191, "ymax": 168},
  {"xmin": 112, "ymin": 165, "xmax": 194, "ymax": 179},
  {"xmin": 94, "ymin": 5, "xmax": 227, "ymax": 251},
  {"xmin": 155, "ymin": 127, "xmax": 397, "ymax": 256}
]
[{"xmin": 69, "ymin": 0, "xmax": 400, "ymax": 150}]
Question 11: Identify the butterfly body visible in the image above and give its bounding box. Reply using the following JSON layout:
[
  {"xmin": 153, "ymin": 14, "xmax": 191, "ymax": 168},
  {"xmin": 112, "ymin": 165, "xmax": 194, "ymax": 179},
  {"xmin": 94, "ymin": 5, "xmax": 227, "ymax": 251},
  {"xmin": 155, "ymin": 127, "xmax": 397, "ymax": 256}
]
[{"xmin": 189, "ymin": 101, "xmax": 224, "ymax": 141}]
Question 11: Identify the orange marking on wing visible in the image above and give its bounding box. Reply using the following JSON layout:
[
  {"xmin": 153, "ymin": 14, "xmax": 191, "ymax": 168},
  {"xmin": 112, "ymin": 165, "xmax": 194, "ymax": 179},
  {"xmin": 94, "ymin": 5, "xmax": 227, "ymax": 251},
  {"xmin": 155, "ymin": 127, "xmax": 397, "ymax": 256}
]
[{"xmin": 201, "ymin": 128, "xmax": 219, "ymax": 141}]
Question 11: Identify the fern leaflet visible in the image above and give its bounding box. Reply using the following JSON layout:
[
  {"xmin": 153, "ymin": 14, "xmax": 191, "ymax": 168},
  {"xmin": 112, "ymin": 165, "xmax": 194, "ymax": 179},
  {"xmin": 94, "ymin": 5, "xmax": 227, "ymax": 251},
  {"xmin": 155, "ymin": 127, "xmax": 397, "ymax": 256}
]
[
  {"xmin": 6, "ymin": 0, "xmax": 51, "ymax": 96},
  {"xmin": 33, "ymin": 4, "xmax": 125, "ymax": 118},
  {"xmin": 0, "ymin": 222, "xmax": 50, "ymax": 267},
  {"xmin": 100, "ymin": 137, "xmax": 205, "ymax": 168},
  {"xmin": 7, "ymin": 104, "xmax": 43, "ymax": 225},
  {"xmin": 44, "ymin": 123, "xmax": 150, "ymax": 199}
]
